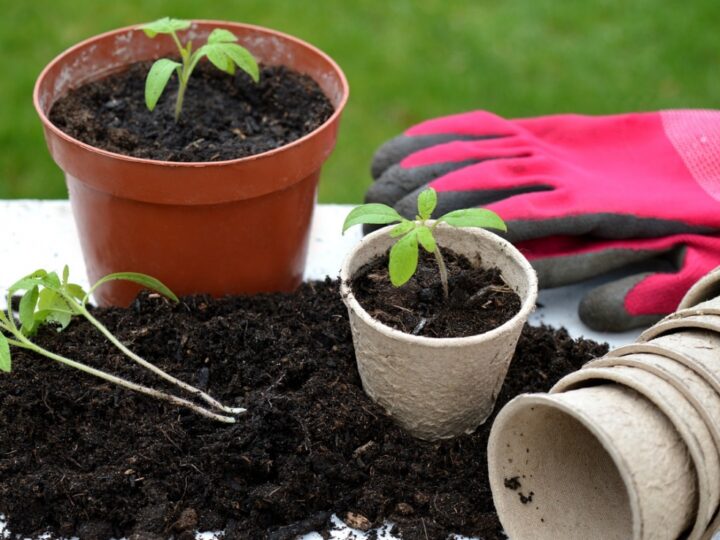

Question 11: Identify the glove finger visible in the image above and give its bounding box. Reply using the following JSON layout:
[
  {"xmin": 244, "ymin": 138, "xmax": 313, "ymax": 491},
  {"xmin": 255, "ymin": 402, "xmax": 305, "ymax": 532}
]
[
  {"xmin": 579, "ymin": 236, "xmax": 720, "ymax": 331},
  {"xmin": 397, "ymin": 155, "xmax": 555, "ymax": 222},
  {"xmin": 400, "ymin": 136, "xmax": 531, "ymax": 169},
  {"xmin": 365, "ymin": 154, "xmax": 551, "ymax": 234},
  {"xmin": 368, "ymin": 143, "xmax": 534, "ymax": 207},
  {"xmin": 520, "ymin": 236, "xmax": 675, "ymax": 288},
  {"xmin": 372, "ymin": 110, "xmax": 521, "ymax": 179},
  {"xmin": 406, "ymin": 110, "xmax": 517, "ymax": 138},
  {"xmin": 366, "ymin": 160, "xmax": 481, "ymax": 207},
  {"xmin": 579, "ymin": 273, "xmax": 666, "ymax": 332},
  {"xmin": 371, "ymin": 134, "xmax": 492, "ymax": 180}
]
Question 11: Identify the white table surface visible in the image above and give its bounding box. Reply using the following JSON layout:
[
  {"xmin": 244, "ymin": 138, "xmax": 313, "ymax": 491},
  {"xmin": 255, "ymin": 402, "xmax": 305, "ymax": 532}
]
[
  {"xmin": 0, "ymin": 200, "xmax": 663, "ymax": 540},
  {"xmin": 0, "ymin": 200, "xmax": 641, "ymax": 348}
]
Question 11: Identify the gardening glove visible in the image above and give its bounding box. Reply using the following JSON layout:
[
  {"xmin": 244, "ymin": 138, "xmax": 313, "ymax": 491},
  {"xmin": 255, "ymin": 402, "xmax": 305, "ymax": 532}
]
[
  {"xmin": 367, "ymin": 109, "xmax": 720, "ymax": 243},
  {"xmin": 519, "ymin": 233, "xmax": 720, "ymax": 331}
]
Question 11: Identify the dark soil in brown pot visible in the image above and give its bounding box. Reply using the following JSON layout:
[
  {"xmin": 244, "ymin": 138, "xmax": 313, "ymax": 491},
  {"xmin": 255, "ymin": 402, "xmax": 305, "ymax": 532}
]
[
  {"xmin": 0, "ymin": 280, "xmax": 606, "ymax": 539},
  {"xmin": 49, "ymin": 61, "xmax": 334, "ymax": 162}
]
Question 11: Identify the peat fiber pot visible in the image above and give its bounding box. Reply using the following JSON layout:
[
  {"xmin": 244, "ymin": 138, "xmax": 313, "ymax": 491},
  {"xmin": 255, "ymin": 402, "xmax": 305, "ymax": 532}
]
[
  {"xmin": 34, "ymin": 20, "xmax": 348, "ymax": 306},
  {"xmin": 340, "ymin": 224, "xmax": 538, "ymax": 441},
  {"xmin": 488, "ymin": 386, "xmax": 697, "ymax": 540}
]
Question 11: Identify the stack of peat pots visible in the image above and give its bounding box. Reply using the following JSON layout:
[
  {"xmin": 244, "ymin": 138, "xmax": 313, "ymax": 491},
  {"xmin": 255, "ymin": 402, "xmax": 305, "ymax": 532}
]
[{"xmin": 488, "ymin": 267, "xmax": 720, "ymax": 540}]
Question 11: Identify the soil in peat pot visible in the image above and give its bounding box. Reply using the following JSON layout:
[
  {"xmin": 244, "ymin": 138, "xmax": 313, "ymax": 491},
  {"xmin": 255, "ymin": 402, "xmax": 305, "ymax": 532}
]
[
  {"xmin": 49, "ymin": 60, "xmax": 334, "ymax": 162},
  {"xmin": 0, "ymin": 280, "xmax": 607, "ymax": 540},
  {"xmin": 351, "ymin": 249, "xmax": 522, "ymax": 338}
]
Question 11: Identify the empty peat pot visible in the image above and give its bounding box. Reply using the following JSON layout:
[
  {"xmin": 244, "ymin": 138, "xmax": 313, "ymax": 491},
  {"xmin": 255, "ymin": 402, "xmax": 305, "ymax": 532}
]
[
  {"xmin": 340, "ymin": 223, "xmax": 538, "ymax": 441},
  {"xmin": 587, "ymin": 352, "xmax": 720, "ymax": 464},
  {"xmin": 488, "ymin": 385, "xmax": 697, "ymax": 540},
  {"xmin": 611, "ymin": 331, "xmax": 720, "ymax": 399},
  {"xmin": 552, "ymin": 365, "xmax": 718, "ymax": 540},
  {"xmin": 679, "ymin": 266, "xmax": 720, "ymax": 310},
  {"xmin": 616, "ymin": 330, "xmax": 720, "ymax": 540},
  {"xmin": 641, "ymin": 313, "xmax": 720, "ymax": 342},
  {"xmin": 661, "ymin": 266, "xmax": 720, "ymax": 321},
  {"xmin": 34, "ymin": 20, "xmax": 348, "ymax": 306}
]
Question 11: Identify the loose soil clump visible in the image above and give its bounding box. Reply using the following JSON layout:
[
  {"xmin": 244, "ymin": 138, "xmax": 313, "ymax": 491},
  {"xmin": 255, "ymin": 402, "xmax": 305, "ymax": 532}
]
[
  {"xmin": 351, "ymin": 249, "xmax": 522, "ymax": 338},
  {"xmin": 49, "ymin": 61, "xmax": 334, "ymax": 162},
  {"xmin": 0, "ymin": 280, "xmax": 607, "ymax": 539}
]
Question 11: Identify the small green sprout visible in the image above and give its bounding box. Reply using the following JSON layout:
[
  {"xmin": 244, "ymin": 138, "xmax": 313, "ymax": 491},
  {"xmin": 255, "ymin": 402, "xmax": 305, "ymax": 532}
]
[
  {"xmin": 342, "ymin": 188, "xmax": 507, "ymax": 299},
  {"xmin": 0, "ymin": 267, "xmax": 245, "ymax": 423},
  {"xmin": 141, "ymin": 17, "xmax": 260, "ymax": 121}
]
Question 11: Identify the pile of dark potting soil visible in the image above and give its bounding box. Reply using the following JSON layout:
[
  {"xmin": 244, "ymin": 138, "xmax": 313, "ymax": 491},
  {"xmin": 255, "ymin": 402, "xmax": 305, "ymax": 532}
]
[
  {"xmin": 49, "ymin": 60, "xmax": 334, "ymax": 162},
  {"xmin": 0, "ymin": 280, "xmax": 607, "ymax": 540},
  {"xmin": 351, "ymin": 249, "xmax": 522, "ymax": 338}
]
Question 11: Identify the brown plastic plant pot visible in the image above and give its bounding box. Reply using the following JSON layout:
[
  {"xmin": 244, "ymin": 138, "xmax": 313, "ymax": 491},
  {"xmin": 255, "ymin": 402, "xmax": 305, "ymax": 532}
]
[{"xmin": 34, "ymin": 20, "xmax": 349, "ymax": 306}]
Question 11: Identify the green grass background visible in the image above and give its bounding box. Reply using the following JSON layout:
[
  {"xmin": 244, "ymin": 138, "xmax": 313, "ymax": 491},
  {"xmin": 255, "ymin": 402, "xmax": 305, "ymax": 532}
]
[{"xmin": 1, "ymin": 0, "xmax": 718, "ymax": 203}]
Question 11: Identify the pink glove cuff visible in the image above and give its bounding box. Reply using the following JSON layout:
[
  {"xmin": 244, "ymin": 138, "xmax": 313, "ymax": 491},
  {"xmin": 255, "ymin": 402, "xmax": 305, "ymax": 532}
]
[{"xmin": 661, "ymin": 110, "xmax": 720, "ymax": 202}]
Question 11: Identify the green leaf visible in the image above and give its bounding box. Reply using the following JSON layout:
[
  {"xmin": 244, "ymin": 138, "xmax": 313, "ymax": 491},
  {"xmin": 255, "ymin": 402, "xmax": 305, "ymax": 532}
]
[
  {"xmin": 342, "ymin": 204, "xmax": 403, "ymax": 233},
  {"xmin": 417, "ymin": 188, "xmax": 437, "ymax": 220},
  {"xmin": 9, "ymin": 277, "xmax": 42, "ymax": 294},
  {"xmin": 62, "ymin": 265, "xmax": 69, "ymax": 285},
  {"xmin": 438, "ymin": 208, "xmax": 507, "ymax": 231},
  {"xmin": 223, "ymin": 44, "xmax": 259, "ymax": 82},
  {"xmin": 9, "ymin": 270, "xmax": 60, "ymax": 294},
  {"xmin": 87, "ymin": 272, "xmax": 179, "ymax": 303},
  {"xmin": 0, "ymin": 333, "xmax": 11, "ymax": 373},
  {"xmin": 145, "ymin": 59, "xmax": 181, "ymax": 111},
  {"xmin": 44, "ymin": 272, "xmax": 61, "ymax": 289},
  {"xmin": 389, "ymin": 220, "xmax": 415, "ymax": 238},
  {"xmin": 37, "ymin": 288, "xmax": 60, "ymax": 312},
  {"xmin": 416, "ymin": 226, "xmax": 437, "ymax": 253},
  {"xmin": 203, "ymin": 44, "xmax": 235, "ymax": 74},
  {"xmin": 389, "ymin": 230, "xmax": 419, "ymax": 287},
  {"xmin": 19, "ymin": 286, "xmax": 39, "ymax": 335},
  {"xmin": 207, "ymin": 28, "xmax": 238, "ymax": 44},
  {"xmin": 37, "ymin": 289, "xmax": 73, "ymax": 331},
  {"xmin": 33, "ymin": 309, "xmax": 72, "ymax": 331},
  {"xmin": 66, "ymin": 284, "xmax": 87, "ymax": 301},
  {"xmin": 8, "ymin": 269, "xmax": 46, "ymax": 293},
  {"xmin": 189, "ymin": 40, "xmax": 258, "ymax": 85},
  {"xmin": 141, "ymin": 17, "xmax": 191, "ymax": 38}
]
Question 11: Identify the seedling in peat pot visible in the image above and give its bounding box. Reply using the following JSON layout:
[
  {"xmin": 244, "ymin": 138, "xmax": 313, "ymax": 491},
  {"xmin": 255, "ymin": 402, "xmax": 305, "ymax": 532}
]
[
  {"xmin": 141, "ymin": 17, "xmax": 259, "ymax": 121},
  {"xmin": 342, "ymin": 188, "xmax": 507, "ymax": 299},
  {"xmin": 0, "ymin": 267, "xmax": 245, "ymax": 423}
]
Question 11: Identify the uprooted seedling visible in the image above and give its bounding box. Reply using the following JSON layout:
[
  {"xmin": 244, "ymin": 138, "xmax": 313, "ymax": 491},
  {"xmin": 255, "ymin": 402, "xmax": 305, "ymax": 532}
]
[
  {"xmin": 343, "ymin": 188, "xmax": 507, "ymax": 299},
  {"xmin": 0, "ymin": 267, "xmax": 244, "ymax": 423}
]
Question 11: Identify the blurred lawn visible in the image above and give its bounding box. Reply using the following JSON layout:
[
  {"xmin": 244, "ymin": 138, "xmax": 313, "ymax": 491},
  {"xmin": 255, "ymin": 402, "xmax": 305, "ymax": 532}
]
[{"xmin": 1, "ymin": 0, "xmax": 719, "ymax": 203}]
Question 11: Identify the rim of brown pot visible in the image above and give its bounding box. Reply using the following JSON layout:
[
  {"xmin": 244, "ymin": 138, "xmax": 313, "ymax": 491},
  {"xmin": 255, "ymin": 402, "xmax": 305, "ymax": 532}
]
[
  {"xmin": 340, "ymin": 223, "xmax": 539, "ymax": 347},
  {"xmin": 33, "ymin": 19, "xmax": 349, "ymax": 168}
]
